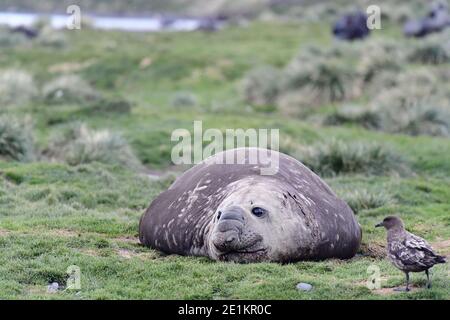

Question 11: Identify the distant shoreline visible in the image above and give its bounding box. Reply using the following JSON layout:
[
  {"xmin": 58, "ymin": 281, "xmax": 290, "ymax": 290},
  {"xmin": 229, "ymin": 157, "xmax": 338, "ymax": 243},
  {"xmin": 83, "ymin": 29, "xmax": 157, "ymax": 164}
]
[{"xmin": 0, "ymin": 11, "xmax": 227, "ymax": 32}]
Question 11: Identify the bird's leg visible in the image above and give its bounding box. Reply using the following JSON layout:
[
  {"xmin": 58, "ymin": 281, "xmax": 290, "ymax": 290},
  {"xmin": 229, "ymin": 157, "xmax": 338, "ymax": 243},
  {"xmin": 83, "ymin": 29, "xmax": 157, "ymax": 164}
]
[
  {"xmin": 405, "ymin": 272, "xmax": 410, "ymax": 291},
  {"xmin": 425, "ymin": 269, "xmax": 431, "ymax": 289},
  {"xmin": 394, "ymin": 272, "xmax": 410, "ymax": 292}
]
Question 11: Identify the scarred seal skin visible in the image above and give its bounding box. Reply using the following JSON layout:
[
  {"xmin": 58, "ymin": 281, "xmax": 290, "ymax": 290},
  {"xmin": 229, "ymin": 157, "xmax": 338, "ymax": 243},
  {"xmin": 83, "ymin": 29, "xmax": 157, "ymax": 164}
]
[{"xmin": 139, "ymin": 148, "xmax": 362, "ymax": 263}]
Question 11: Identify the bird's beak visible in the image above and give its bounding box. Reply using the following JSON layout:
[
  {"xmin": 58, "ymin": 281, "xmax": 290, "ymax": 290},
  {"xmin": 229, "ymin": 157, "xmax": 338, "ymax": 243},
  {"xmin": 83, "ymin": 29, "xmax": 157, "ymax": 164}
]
[{"xmin": 375, "ymin": 222, "xmax": 383, "ymax": 228}]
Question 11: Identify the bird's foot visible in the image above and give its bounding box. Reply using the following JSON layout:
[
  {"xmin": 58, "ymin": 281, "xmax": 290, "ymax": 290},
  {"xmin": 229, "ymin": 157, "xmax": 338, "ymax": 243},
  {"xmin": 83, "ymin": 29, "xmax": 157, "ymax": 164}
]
[{"xmin": 393, "ymin": 287, "xmax": 410, "ymax": 292}]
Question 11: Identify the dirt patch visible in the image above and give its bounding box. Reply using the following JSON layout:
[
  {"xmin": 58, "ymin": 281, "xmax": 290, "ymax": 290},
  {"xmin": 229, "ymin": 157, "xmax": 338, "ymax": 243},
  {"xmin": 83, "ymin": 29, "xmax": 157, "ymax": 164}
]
[
  {"xmin": 117, "ymin": 249, "xmax": 135, "ymax": 259},
  {"xmin": 372, "ymin": 285, "xmax": 422, "ymax": 296},
  {"xmin": 358, "ymin": 242, "xmax": 386, "ymax": 259},
  {"xmin": 34, "ymin": 228, "xmax": 111, "ymax": 239},
  {"xmin": 114, "ymin": 236, "xmax": 140, "ymax": 244},
  {"xmin": 356, "ymin": 278, "xmax": 423, "ymax": 296},
  {"xmin": 26, "ymin": 285, "xmax": 50, "ymax": 296},
  {"xmin": 79, "ymin": 248, "xmax": 101, "ymax": 257},
  {"xmin": 358, "ymin": 239, "xmax": 448, "ymax": 258},
  {"xmin": 48, "ymin": 59, "xmax": 96, "ymax": 73},
  {"xmin": 355, "ymin": 275, "xmax": 390, "ymax": 288},
  {"xmin": 0, "ymin": 228, "xmax": 11, "ymax": 237},
  {"xmin": 46, "ymin": 229, "xmax": 80, "ymax": 237},
  {"xmin": 432, "ymin": 239, "xmax": 450, "ymax": 256},
  {"xmin": 117, "ymin": 248, "xmax": 160, "ymax": 260}
]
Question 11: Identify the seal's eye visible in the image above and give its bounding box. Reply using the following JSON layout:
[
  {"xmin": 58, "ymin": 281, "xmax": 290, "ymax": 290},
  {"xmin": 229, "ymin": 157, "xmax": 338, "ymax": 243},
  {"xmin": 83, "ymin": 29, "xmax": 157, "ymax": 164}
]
[
  {"xmin": 217, "ymin": 211, "xmax": 222, "ymax": 220},
  {"xmin": 251, "ymin": 207, "xmax": 267, "ymax": 217}
]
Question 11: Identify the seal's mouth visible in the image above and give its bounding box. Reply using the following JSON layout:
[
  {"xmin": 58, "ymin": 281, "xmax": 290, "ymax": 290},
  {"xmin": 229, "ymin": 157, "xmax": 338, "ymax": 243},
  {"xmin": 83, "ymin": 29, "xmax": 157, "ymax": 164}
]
[
  {"xmin": 221, "ymin": 247, "xmax": 266, "ymax": 255},
  {"xmin": 234, "ymin": 248, "xmax": 266, "ymax": 254},
  {"xmin": 218, "ymin": 246, "xmax": 268, "ymax": 263}
]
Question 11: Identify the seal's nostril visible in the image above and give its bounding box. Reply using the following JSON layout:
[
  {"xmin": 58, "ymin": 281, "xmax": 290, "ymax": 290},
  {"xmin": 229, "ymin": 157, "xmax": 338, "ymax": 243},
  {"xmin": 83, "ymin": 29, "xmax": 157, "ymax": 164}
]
[{"xmin": 218, "ymin": 206, "xmax": 245, "ymax": 222}]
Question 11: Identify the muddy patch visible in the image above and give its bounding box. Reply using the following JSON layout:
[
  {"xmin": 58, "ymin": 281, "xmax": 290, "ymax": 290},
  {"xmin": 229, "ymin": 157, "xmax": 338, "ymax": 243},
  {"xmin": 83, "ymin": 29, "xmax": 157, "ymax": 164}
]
[
  {"xmin": 114, "ymin": 236, "xmax": 140, "ymax": 244},
  {"xmin": 432, "ymin": 239, "xmax": 450, "ymax": 256},
  {"xmin": 26, "ymin": 285, "xmax": 51, "ymax": 296},
  {"xmin": 356, "ymin": 277, "xmax": 423, "ymax": 296},
  {"xmin": 46, "ymin": 229, "xmax": 81, "ymax": 237},
  {"xmin": 117, "ymin": 248, "xmax": 160, "ymax": 260},
  {"xmin": 372, "ymin": 285, "xmax": 422, "ymax": 295},
  {"xmin": 48, "ymin": 59, "xmax": 96, "ymax": 73},
  {"xmin": 358, "ymin": 242, "xmax": 386, "ymax": 259},
  {"xmin": 79, "ymin": 248, "xmax": 101, "ymax": 257}
]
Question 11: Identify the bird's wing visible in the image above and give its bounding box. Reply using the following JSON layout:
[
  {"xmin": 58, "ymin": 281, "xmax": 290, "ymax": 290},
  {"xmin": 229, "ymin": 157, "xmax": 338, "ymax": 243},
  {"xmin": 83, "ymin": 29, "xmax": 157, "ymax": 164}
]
[
  {"xmin": 396, "ymin": 233, "xmax": 441, "ymax": 268},
  {"xmin": 389, "ymin": 240, "xmax": 428, "ymax": 268},
  {"xmin": 404, "ymin": 233, "xmax": 435, "ymax": 254}
]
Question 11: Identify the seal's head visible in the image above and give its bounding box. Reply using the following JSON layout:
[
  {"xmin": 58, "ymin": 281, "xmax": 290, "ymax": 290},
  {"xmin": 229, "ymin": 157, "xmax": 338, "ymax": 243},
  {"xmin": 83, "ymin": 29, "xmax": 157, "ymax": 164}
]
[{"xmin": 207, "ymin": 176, "xmax": 315, "ymax": 263}]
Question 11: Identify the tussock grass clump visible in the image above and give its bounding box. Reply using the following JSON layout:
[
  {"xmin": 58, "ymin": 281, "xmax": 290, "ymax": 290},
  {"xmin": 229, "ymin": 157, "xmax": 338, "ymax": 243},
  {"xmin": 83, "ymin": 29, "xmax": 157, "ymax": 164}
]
[
  {"xmin": 380, "ymin": 103, "xmax": 450, "ymax": 137},
  {"xmin": 339, "ymin": 189, "xmax": 393, "ymax": 214},
  {"xmin": 365, "ymin": 68, "xmax": 438, "ymax": 97},
  {"xmin": 326, "ymin": 100, "xmax": 450, "ymax": 137},
  {"xmin": 373, "ymin": 84, "xmax": 435, "ymax": 110},
  {"xmin": 0, "ymin": 69, "xmax": 38, "ymax": 106},
  {"xmin": 241, "ymin": 45, "xmax": 358, "ymax": 114},
  {"xmin": 379, "ymin": 3, "xmax": 415, "ymax": 23},
  {"xmin": 356, "ymin": 39, "xmax": 404, "ymax": 84},
  {"xmin": 0, "ymin": 27, "xmax": 28, "ymax": 47},
  {"xmin": 36, "ymin": 26, "xmax": 68, "ymax": 49},
  {"xmin": 47, "ymin": 124, "xmax": 141, "ymax": 169},
  {"xmin": 395, "ymin": 68, "xmax": 439, "ymax": 86},
  {"xmin": 364, "ymin": 70, "xmax": 400, "ymax": 96},
  {"xmin": 372, "ymin": 81, "xmax": 450, "ymax": 136},
  {"xmin": 324, "ymin": 105, "xmax": 381, "ymax": 129},
  {"xmin": 240, "ymin": 65, "xmax": 282, "ymax": 106},
  {"xmin": 170, "ymin": 91, "xmax": 198, "ymax": 108},
  {"xmin": 0, "ymin": 116, "xmax": 35, "ymax": 162},
  {"xmin": 42, "ymin": 75, "xmax": 101, "ymax": 105},
  {"xmin": 284, "ymin": 57, "xmax": 355, "ymax": 102},
  {"xmin": 276, "ymin": 89, "xmax": 321, "ymax": 117},
  {"xmin": 296, "ymin": 139, "xmax": 407, "ymax": 177},
  {"xmin": 407, "ymin": 36, "xmax": 450, "ymax": 65}
]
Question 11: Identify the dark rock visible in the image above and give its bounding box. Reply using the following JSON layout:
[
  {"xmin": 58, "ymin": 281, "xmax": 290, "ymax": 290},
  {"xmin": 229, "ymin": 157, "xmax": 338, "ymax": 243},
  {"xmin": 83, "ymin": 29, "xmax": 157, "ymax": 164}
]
[
  {"xmin": 197, "ymin": 18, "xmax": 220, "ymax": 32},
  {"xmin": 333, "ymin": 11, "xmax": 370, "ymax": 41},
  {"xmin": 10, "ymin": 26, "xmax": 39, "ymax": 39},
  {"xmin": 404, "ymin": 2, "xmax": 450, "ymax": 37}
]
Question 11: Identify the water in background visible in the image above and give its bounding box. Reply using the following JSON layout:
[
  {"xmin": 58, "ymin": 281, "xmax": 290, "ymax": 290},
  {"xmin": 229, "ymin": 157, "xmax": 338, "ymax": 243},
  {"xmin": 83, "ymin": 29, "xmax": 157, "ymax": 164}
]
[{"xmin": 0, "ymin": 12, "xmax": 223, "ymax": 32}]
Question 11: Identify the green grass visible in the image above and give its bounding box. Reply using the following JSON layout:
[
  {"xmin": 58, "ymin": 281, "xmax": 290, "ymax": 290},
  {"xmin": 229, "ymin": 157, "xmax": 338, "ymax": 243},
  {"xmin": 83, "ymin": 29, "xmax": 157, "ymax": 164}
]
[{"xmin": 0, "ymin": 18, "xmax": 449, "ymax": 299}]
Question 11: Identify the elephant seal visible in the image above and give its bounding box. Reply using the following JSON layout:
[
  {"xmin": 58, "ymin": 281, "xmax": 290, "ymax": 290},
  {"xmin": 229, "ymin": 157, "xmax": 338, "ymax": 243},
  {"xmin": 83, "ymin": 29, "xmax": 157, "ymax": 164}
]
[{"xmin": 139, "ymin": 148, "xmax": 361, "ymax": 263}]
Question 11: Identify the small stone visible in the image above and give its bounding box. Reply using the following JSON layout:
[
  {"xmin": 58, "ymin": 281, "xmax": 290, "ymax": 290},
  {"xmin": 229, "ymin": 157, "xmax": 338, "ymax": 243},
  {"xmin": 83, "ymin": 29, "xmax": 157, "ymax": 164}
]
[
  {"xmin": 296, "ymin": 282, "xmax": 313, "ymax": 292},
  {"xmin": 47, "ymin": 282, "xmax": 59, "ymax": 293}
]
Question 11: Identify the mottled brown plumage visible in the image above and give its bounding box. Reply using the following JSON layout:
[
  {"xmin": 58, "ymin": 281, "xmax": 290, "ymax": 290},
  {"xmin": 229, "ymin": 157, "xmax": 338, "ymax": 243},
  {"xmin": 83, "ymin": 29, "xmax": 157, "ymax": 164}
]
[{"xmin": 376, "ymin": 216, "xmax": 446, "ymax": 291}]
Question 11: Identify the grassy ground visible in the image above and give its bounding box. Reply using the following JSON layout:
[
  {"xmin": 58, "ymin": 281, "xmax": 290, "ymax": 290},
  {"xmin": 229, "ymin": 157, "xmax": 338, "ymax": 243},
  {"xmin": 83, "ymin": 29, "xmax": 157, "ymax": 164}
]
[{"xmin": 0, "ymin": 20, "xmax": 449, "ymax": 299}]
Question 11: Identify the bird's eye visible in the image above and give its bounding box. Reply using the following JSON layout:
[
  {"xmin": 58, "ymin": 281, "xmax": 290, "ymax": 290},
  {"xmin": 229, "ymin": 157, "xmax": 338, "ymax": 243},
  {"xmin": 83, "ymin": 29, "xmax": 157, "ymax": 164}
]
[{"xmin": 251, "ymin": 207, "xmax": 267, "ymax": 217}]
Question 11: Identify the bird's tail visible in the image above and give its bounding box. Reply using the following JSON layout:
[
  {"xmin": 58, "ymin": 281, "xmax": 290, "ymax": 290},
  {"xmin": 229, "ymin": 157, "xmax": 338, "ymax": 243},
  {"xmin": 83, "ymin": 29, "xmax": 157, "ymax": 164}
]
[{"xmin": 435, "ymin": 255, "xmax": 447, "ymax": 264}]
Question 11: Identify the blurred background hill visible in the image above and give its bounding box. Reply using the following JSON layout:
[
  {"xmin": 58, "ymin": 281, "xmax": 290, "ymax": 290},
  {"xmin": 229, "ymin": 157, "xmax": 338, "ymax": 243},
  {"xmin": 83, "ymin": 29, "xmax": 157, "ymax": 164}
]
[{"xmin": 0, "ymin": 0, "xmax": 430, "ymax": 17}]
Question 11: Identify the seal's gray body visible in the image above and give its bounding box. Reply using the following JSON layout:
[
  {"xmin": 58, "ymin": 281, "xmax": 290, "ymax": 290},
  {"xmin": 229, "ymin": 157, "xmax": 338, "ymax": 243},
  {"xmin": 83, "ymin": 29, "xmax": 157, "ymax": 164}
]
[{"xmin": 139, "ymin": 148, "xmax": 361, "ymax": 262}]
